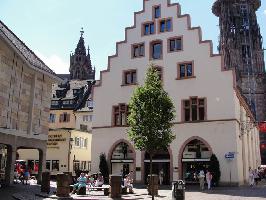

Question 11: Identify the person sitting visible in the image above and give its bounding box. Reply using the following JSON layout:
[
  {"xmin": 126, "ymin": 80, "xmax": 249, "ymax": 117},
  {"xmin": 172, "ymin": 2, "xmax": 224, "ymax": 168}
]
[
  {"xmin": 87, "ymin": 174, "xmax": 95, "ymax": 187},
  {"xmin": 23, "ymin": 169, "xmax": 30, "ymax": 185},
  {"xmin": 124, "ymin": 175, "xmax": 134, "ymax": 193},
  {"xmin": 95, "ymin": 172, "xmax": 104, "ymax": 187},
  {"xmin": 72, "ymin": 173, "xmax": 87, "ymax": 194}
]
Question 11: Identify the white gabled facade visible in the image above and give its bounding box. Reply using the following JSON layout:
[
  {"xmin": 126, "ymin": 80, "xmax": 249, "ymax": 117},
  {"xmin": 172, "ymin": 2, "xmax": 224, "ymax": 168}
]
[{"xmin": 91, "ymin": 0, "xmax": 260, "ymax": 185}]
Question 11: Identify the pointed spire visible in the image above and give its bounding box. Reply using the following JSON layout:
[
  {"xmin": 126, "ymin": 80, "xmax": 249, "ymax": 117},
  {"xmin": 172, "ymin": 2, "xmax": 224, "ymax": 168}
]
[{"xmin": 75, "ymin": 28, "xmax": 86, "ymax": 55}]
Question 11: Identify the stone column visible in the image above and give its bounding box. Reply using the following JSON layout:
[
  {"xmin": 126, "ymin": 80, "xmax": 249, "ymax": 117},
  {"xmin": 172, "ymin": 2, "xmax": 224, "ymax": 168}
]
[
  {"xmin": 37, "ymin": 148, "xmax": 46, "ymax": 184},
  {"xmin": 5, "ymin": 145, "xmax": 16, "ymax": 185}
]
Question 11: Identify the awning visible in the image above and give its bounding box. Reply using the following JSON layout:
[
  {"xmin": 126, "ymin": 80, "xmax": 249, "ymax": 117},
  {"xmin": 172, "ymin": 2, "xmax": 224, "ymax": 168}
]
[
  {"xmin": 182, "ymin": 158, "xmax": 210, "ymax": 162},
  {"xmin": 111, "ymin": 159, "xmax": 134, "ymax": 163}
]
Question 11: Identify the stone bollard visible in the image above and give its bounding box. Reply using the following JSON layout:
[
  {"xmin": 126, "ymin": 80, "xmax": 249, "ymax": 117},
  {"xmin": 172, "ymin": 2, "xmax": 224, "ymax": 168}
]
[
  {"xmin": 41, "ymin": 172, "xmax": 50, "ymax": 194},
  {"xmin": 147, "ymin": 174, "xmax": 159, "ymax": 196},
  {"xmin": 56, "ymin": 173, "xmax": 70, "ymax": 197},
  {"xmin": 109, "ymin": 175, "xmax": 122, "ymax": 198}
]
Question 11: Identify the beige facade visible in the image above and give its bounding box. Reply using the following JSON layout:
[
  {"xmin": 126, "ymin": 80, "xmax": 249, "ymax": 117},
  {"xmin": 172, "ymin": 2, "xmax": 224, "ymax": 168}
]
[
  {"xmin": 0, "ymin": 20, "xmax": 60, "ymax": 184},
  {"xmin": 49, "ymin": 109, "xmax": 76, "ymax": 129},
  {"xmin": 18, "ymin": 129, "xmax": 92, "ymax": 176},
  {"xmin": 91, "ymin": 0, "xmax": 260, "ymax": 185}
]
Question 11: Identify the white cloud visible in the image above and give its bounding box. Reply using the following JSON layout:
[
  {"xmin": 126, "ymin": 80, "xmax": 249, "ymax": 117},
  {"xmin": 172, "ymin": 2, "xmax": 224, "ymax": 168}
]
[
  {"xmin": 35, "ymin": 51, "xmax": 69, "ymax": 74},
  {"xmin": 264, "ymin": 10, "xmax": 266, "ymax": 15}
]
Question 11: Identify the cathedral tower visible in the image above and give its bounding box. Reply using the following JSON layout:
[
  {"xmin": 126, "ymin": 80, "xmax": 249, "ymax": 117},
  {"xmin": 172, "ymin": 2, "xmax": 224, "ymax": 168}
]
[
  {"xmin": 213, "ymin": 0, "xmax": 266, "ymax": 121},
  {"xmin": 69, "ymin": 29, "xmax": 95, "ymax": 80}
]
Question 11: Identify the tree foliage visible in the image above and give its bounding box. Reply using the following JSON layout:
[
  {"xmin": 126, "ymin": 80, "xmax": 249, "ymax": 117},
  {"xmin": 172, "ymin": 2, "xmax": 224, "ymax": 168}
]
[
  {"xmin": 127, "ymin": 64, "xmax": 175, "ymax": 199},
  {"xmin": 127, "ymin": 65, "xmax": 175, "ymax": 154},
  {"xmin": 209, "ymin": 154, "xmax": 221, "ymax": 186},
  {"xmin": 99, "ymin": 153, "xmax": 109, "ymax": 184}
]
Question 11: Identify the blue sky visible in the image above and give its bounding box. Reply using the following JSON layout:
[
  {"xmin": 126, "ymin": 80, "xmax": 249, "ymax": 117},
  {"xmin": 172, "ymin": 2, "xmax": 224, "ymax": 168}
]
[{"xmin": 0, "ymin": 0, "xmax": 265, "ymax": 78}]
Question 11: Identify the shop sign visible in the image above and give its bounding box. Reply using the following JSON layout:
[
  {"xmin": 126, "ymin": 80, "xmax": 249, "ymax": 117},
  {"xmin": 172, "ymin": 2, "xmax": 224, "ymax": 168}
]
[
  {"xmin": 259, "ymin": 122, "xmax": 266, "ymax": 133},
  {"xmin": 47, "ymin": 134, "xmax": 66, "ymax": 148},
  {"xmin": 225, "ymin": 152, "xmax": 235, "ymax": 160}
]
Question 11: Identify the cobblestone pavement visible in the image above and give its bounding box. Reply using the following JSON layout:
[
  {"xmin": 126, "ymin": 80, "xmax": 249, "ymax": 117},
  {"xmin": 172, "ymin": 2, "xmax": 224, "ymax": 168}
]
[{"xmin": 1, "ymin": 180, "xmax": 266, "ymax": 200}]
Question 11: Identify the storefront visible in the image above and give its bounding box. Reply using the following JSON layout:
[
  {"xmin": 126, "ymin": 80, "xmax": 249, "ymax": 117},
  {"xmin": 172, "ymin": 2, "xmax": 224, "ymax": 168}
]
[
  {"xmin": 143, "ymin": 150, "xmax": 171, "ymax": 185},
  {"xmin": 180, "ymin": 139, "xmax": 212, "ymax": 183},
  {"xmin": 109, "ymin": 141, "xmax": 135, "ymax": 176},
  {"xmin": 0, "ymin": 145, "xmax": 7, "ymax": 183}
]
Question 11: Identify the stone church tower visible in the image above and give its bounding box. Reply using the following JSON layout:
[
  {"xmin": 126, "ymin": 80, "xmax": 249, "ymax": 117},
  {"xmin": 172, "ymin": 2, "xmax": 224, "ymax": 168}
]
[
  {"xmin": 213, "ymin": 0, "xmax": 266, "ymax": 122},
  {"xmin": 69, "ymin": 29, "xmax": 95, "ymax": 80}
]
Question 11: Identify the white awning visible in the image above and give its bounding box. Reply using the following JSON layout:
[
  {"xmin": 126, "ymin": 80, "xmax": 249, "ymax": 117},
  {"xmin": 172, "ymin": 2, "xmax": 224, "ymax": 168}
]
[
  {"xmin": 111, "ymin": 159, "xmax": 134, "ymax": 163},
  {"xmin": 144, "ymin": 159, "xmax": 170, "ymax": 163},
  {"xmin": 182, "ymin": 159, "xmax": 210, "ymax": 162}
]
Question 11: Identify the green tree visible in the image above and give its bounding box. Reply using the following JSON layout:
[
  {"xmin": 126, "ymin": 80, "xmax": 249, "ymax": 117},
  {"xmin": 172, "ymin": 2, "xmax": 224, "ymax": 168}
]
[
  {"xmin": 208, "ymin": 154, "xmax": 221, "ymax": 186},
  {"xmin": 99, "ymin": 153, "xmax": 109, "ymax": 184},
  {"xmin": 127, "ymin": 64, "xmax": 175, "ymax": 199}
]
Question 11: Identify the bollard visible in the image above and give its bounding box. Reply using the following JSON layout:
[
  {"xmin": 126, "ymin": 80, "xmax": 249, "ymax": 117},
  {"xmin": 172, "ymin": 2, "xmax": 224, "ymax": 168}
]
[
  {"xmin": 109, "ymin": 175, "xmax": 122, "ymax": 198},
  {"xmin": 56, "ymin": 173, "xmax": 70, "ymax": 197},
  {"xmin": 41, "ymin": 172, "xmax": 50, "ymax": 194}
]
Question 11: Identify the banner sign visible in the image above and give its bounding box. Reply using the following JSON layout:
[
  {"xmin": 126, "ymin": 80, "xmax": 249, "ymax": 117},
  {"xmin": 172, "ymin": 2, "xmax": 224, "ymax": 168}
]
[{"xmin": 259, "ymin": 122, "xmax": 266, "ymax": 133}]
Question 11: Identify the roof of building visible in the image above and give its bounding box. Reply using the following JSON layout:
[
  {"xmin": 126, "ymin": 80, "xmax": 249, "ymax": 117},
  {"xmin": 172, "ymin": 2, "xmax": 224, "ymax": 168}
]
[{"xmin": 0, "ymin": 20, "xmax": 56, "ymax": 76}]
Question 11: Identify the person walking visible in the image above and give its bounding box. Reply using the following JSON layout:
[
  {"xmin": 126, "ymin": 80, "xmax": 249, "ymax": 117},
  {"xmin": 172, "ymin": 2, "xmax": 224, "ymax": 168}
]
[
  {"xmin": 159, "ymin": 169, "xmax": 164, "ymax": 185},
  {"xmin": 206, "ymin": 170, "xmax": 212, "ymax": 190},
  {"xmin": 198, "ymin": 170, "xmax": 205, "ymax": 190},
  {"xmin": 249, "ymin": 167, "xmax": 255, "ymax": 187}
]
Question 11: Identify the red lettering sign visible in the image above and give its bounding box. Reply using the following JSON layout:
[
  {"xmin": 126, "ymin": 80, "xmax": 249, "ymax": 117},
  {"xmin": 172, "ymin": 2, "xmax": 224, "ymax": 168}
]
[{"xmin": 259, "ymin": 122, "xmax": 266, "ymax": 133}]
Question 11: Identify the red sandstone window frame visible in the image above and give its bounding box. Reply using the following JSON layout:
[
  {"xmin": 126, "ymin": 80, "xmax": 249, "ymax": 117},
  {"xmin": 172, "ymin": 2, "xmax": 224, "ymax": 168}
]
[
  {"xmin": 158, "ymin": 17, "xmax": 173, "ymax": 33},
  {"xmin": 131, "ymin": 43, "xmax": 145, "ymax": 58},
  {"xmin": 168, "ymin": 36, "xmax": 183, "ymax": 53},
  {"xmin": 150, "ymin": 40, "xmax": 163, "ymax": 60},
  {"xmin": 153, "ymin": 5, "xmax": 161, "ymax": 19},
  {"xmin": 112, "ymin": 104, "xmax": 129, "ymax": 127},
  {"xmin": 176, "ymin": 61, "xmax": 196, "ymax": 80},
  {"xmin": 182, "ymin": 97, "xmax": 207, "ymax": 122},
  {"xmin": 142, "ymin": 21, "xmax": 155, "ymax": 36},
  {"xmin": 122, "ymin": 69, "xmax": 137, "ymax": 86}
]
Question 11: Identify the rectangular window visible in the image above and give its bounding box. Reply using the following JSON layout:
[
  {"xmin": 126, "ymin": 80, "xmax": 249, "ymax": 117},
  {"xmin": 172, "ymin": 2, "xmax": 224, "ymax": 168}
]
[
  {"xmin": 124, "ymin": 70, "xmax": 137, "ymax": 85},
  {"xmin": 178, "ymin": 62, "xmax": 194, "ymax": 79},
  {"xmin": 154, "ymin": 6, "xmax": 161, "ymax": 18},
  {"xmin": 59, "ymin": 112, "xmax": 70, "ymax": 123},
  {"xmin": 83, "ymin": 115, "xmax": 89, "ymax": 122},
  {"xmin": 113, "ymin": 104, "xmax": 129, "ymax": 126},
  {"xmin": 132, "ymin": 43, "xmax": 144, "ymax": 58},
  {"xmin": 89, "ymin": 115, "xmax": 93, "ymax": 121},
  {"xmin": 73, "ymin": 161, "xmax": 80, "ymax": 171},
  {"xmin": 151, "ymin": 41, "xmax": 162, "ymax": 60},
  {"xmin": 169, "ymin": 37, "xmax": 182, "ymax": 52},
  {"xmin": 159, "ymin": 18, "xmax": 172, "ymax": 32},
  {"xmin": 52, "ymin": 160, "xmax": 59, "ymax": 171},
  {"xmin": 143, "ymin": 22, "xmax": 155, "ymax": 35},
  {"xmin": 51, "ymin": 100, "xmax": 58, "ymax": 106},
  {"xmin": 86, "ymin": 100, "xmax": 94, "ymax": 109},
  {"xmin": 153, "ymin": 67, "xmax": 163, "ymax": 81},
  {"xmin": 49, "ymin": 114, "xmax": 56, "ymax": 123},
  {"xmin": 80, "ymin": 124, "xmax": 88, "ymax": 131},
  {"xmin": 46, "ymin": 160, "xmax": 51, "ymax": 171},
  {"xmin": 75, "ymin": 137, "xmax": 80, "ymax": 147},
  {"xmin": 183, "ymin": 98, "xmax": 206, "ymax": 122}
]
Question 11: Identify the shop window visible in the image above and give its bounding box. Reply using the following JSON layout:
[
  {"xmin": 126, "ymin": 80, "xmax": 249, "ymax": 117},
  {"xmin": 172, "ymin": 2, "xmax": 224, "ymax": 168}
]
[
  {"xmin": 177, "ymin": 62, "xmax": 194, "ymax": 79},
  {"xmin": 169, "ymin": 37, "xmax": 182, "ymax": 52},
  {"xmin": 123, "ymin": 70, "xmax": 137, "ymax": 85},
  {"xmin": 59, "ymin": 112, "xmax": 70, "ymax": 123},
  {"xmin": 132, "ymin": 43, "xmax": 145, "ymax": 58},
  {"xmin": 52, "ymin": 160, "xmax": 59, "ymax": 171},
  {"xmin": 46, "ymin": 160, "xmax": 51, "ymax": 171},
  {"xmin": 183, "ymin": 98, "xmax": 206, "ymax": 122},
  {"xmin": 159, "ymin": 18, "xmax": 172, "ymax": 33},
  {"xmin": 154, "ymin": 5, "xmax": 161, "ymax": 19},
  {"xmin": 49, "ymin": 114, "xmax": 56, "ymax": 123},
  {"xmin": 113, "ymin": 104, "xmax": 129, "ymax": 126},
  {"xmin": 151, "ymin": 40, "xmax": 163, "ymax": 60},
  {"xmin": 143, "ymin": 22, "xmax": 155, "ymax": 35}
]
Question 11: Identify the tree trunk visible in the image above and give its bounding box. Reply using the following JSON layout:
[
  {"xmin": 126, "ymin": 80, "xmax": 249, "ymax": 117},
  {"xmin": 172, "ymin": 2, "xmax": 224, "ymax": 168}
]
[{"xmin": 149, "ymin": 153, "xmax": 154, "ymax": 200}]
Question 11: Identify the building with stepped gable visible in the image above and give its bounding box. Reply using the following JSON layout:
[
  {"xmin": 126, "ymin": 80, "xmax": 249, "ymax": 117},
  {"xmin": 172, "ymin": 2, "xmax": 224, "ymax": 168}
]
[{"xmin": 91, "ymin": 0, "xmax": 261, "ymax": 185}]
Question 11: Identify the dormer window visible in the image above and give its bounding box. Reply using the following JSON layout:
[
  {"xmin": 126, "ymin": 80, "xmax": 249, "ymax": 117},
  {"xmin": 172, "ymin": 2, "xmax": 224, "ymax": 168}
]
[
  {"xmin": 51, "ymin": 100, "xmax": 59, "ymax": 106},
  {"xmin": 73, "ymin": 89, "xmax": 79, "ymax": 96}
]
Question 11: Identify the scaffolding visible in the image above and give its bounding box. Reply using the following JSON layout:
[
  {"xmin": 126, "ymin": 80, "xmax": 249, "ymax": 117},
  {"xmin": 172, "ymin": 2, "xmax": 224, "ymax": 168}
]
[{"xmin": 213, "ymin": 0, "xmax": 266, "ymax": 122}]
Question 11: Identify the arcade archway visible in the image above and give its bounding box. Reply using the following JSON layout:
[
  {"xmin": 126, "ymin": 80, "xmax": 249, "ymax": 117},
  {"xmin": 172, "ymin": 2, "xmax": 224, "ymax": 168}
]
[
  {"xmin": 179, "ymin": 137, "xmax": 212, "ymax": 183},
  {"xmin": 109, "ymin": 140, "xmax": 136, "ymax": 178}
]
